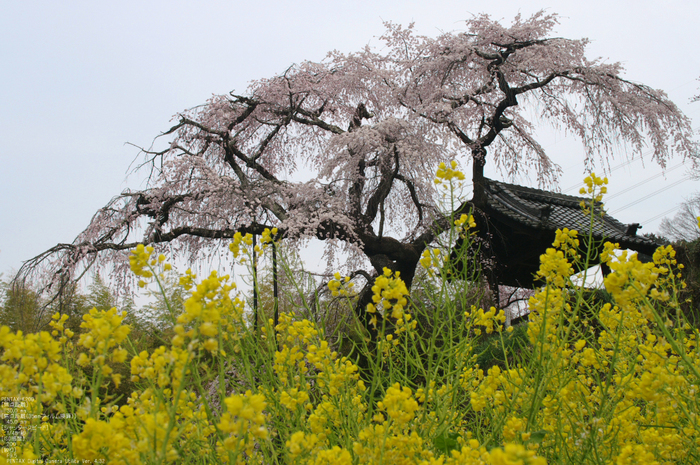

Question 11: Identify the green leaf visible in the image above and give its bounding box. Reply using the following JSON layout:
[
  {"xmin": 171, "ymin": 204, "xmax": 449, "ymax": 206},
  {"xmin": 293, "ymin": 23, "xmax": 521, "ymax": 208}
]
[
  {"xmin": 434, "ymin": 431, "xmax": 461, "ymax": 454},
  {"xmin": 526, "ymin": 430, "xmax": 548, "ymax": 444}
]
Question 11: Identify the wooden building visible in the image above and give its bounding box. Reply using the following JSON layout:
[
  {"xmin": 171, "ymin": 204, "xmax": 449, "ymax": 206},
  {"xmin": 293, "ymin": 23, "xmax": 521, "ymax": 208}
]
[{"xmin": 457, "ymin": 178, "xmax": 659, "ymax": 290}]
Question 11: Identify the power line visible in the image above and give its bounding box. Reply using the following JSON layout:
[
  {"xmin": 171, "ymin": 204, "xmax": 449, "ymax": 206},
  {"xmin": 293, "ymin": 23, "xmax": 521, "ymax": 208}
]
[
  {"xmin": 604, "ymin": 162, "xmax": 685, "ymax": 201},
  {"xmin": 560, "ymin": 123, "xmax": 698, "ymax": 194},
  {"xmin": 609, "ymin": 176, "xmax": 693, "ymax": 215},
  {"xmin": 641, "ymin": 205, "xmax": 682, "ymax": 225},
  {"xmin": 562, "ymin": 154, "xmax": 647, "ymax": 194}
]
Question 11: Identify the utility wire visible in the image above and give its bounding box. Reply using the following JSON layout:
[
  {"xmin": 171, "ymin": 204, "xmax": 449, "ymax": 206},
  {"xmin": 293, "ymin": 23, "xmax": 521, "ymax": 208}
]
[
  {"xmin": 609, "ymin": 176, "xmax": 693, "ymax": 215},
  {"xmin": 560, "ymin": 123, "xmax": 698, "ymax": 194},
  {"xmin": 604, "ymin": 162, "xmax": 686, "ymax": 201},
  {"xmin": 562, "ymin": 152, "xmax": 651, "ymax": 194},
  {"xmin": 641, "ymin": 205, "xmax": 682, "ymax": 225}
]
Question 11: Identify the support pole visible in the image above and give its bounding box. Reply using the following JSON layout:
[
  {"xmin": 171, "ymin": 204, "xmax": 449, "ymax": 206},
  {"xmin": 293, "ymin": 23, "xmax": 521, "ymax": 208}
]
[
  {"xmin": 272, "ymin": 241, "xmax": 279, "ymax": 329},
  {"xmin": 253, "ymin": 233, "xmax": 258, "ymax": 334}
]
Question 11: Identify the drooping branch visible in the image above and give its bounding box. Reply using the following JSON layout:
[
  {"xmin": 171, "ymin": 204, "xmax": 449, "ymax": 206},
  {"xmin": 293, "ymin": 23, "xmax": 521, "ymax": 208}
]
[
  {"xmin": 395, "ymin": 174, "xmax": 423, "ymax": 224},
  {"xmin": 22, "ymin": 11, "xmax": 696, "ymax": 317},
  {"xmin": 363, "ymin": 147, "xmax": 400, "ymax": 226}
]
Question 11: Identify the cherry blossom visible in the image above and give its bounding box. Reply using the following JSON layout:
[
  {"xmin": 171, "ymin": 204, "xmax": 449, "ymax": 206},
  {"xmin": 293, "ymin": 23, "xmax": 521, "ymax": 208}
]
[{"xmin": 21, "ymin": 11, "xmax": 696, "ymax": 320}]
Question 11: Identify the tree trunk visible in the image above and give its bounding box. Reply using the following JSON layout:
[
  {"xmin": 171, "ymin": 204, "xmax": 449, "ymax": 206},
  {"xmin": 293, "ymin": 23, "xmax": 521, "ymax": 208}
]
[
  {"xmin": 350, "ymin": 238, "xmax": 421, "ymax": 370},
  {"xmin": 472, "ymin": 147, "xmax": 488, "ymax": 209}
]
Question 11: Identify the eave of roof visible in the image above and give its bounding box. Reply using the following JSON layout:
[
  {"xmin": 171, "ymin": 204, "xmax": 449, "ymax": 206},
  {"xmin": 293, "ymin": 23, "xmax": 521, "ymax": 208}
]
[{"xmin": 483, "ymin": 178, "xmax": 657, "ymax": 251}]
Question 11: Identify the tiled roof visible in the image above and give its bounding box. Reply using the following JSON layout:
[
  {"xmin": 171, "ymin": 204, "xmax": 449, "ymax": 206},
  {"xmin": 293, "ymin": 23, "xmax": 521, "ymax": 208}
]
[{"xmin": 484, "ymin": 178, "xmax": 658, "ymax": 253}]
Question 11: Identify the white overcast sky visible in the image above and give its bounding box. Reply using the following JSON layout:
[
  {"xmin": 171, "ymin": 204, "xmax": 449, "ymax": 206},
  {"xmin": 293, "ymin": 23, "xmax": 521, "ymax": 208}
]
[{"xmin": 1, "ymin": 0, "xmax": 699, "ymax": 278}]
